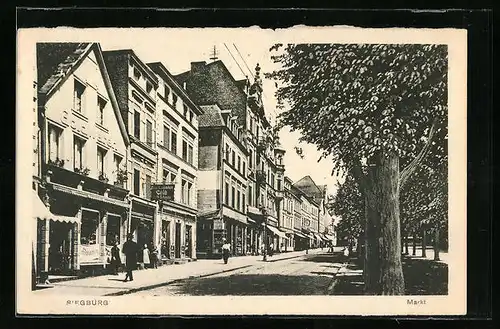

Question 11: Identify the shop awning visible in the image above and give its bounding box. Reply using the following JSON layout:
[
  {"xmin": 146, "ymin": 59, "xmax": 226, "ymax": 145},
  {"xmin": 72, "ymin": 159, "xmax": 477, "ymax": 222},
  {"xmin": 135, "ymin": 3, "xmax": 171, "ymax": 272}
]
[
  {"xmin": 267, "ymin": 225, "xmax": 287, "ymax": 238},
  {"xmin": 324, "ymin": 234, "xmax": 336, "ymax": 241},
  {"xmin": 33, "ymin": 191, "xmax": 79, "ymax": 223},
  {"xmin": 313, "ymin": 233, "xmax": 322, "ymax": 241},
  {"xmin": 294, "ymin": 231, "xmax": 308, "ymax": 239},
  {"xmin": 198, "ymin": 209, "xmax": 220, "ymax": 220}
]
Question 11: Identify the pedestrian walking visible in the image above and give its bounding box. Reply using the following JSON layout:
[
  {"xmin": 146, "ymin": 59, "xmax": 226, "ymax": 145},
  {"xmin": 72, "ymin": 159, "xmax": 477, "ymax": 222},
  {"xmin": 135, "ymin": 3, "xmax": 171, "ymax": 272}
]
[
  {"xmin": 110, "ymin": 241, "xmax": 121, "ymax": 275},
  {"xmin": 142, "ymin": 244, "xmax": 151, "ymax": 269},
  {"xmin": 221, "ymin": 239, "xmax": 231, "ymax": 264},
  {"xmin": 269, "ymin": 242, "xmax": 274, "ymax": 257},
  {"xmin": 343, "ymin": 246, "xmax": 350, "ymax": 264},
  {"xmin": 150, "ymin": 245, "xmax": 159, "ymax": 269},
  {"xmin": 122, "ymin": 234, "xmax": 139, "ymax": 282}
]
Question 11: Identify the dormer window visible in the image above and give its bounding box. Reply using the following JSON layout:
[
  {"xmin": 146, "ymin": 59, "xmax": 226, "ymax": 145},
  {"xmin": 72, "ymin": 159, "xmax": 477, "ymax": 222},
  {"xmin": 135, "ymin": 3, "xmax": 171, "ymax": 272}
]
[
  {"xmin": 133, "ymin": 67, "xmax": 141, "ymax": 80},
  {"xmin": 146, "ymin": 81, "xmax": 153, "ymax": 94}
]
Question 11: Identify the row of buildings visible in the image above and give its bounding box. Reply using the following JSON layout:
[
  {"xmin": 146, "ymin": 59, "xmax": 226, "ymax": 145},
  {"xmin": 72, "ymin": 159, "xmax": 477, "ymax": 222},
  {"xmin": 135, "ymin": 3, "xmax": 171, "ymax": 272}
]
[{"xmin": 31, "ymin": 42, "xmax": 336, "ymax": 280}]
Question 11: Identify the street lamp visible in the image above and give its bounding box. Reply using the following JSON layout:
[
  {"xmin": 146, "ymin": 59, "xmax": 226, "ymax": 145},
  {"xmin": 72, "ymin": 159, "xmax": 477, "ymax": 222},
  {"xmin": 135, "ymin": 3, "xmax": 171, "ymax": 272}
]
[{"xmin": 260, "ymin": 205, "xmax": 268, "ymax": 261}]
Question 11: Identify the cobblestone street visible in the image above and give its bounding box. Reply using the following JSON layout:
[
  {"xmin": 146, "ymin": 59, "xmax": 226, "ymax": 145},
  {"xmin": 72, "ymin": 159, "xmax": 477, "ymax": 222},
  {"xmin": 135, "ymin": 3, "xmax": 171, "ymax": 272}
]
[{"xmin": 132, "ymin": 251, "xmax": 347, "ymax": 296}]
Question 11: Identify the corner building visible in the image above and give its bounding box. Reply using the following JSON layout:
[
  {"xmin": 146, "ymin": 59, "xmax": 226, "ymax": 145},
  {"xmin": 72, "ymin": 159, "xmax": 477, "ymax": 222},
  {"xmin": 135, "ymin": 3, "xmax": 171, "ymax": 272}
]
[{"xmin": 35, "ymin": 43, "xmax": 130, "ymax": 276}]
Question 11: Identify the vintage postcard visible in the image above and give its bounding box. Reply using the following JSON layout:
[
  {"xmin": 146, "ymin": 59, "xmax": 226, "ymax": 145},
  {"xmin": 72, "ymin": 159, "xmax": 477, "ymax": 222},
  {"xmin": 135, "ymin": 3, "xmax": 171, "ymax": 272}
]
[{"xmin": 16, "ymin": 26, "xmax": 467, "ymax": 315}]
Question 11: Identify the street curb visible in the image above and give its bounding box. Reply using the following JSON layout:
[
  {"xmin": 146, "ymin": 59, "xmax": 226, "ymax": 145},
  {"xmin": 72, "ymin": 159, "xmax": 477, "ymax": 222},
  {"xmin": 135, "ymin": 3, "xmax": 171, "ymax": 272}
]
[
  {"xmin": 103, "ymin": 264, "xmax": 254, "ymax": 297},
  {"xmin": 325, "ymin": 263, "xmax": 348, "ymax": 295}
]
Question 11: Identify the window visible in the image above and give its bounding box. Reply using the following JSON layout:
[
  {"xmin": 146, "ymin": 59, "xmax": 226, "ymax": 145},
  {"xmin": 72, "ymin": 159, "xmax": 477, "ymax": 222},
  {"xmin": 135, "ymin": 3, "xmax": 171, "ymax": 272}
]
[
  {"xmin": 188, "ymin": 144, "xmax": 194, "ymax": 165},
  {"xmin": 48, "ymin": 125, "xmax": 62, "ymax": 162},
  {"xmin": 164, "ymin": 85, "xmax": 170, "ymax": 100},
  {"xmin": 183, "ymin": 105, "xmax": 189, "ymax": 118},
  {"xmin": 133, "ymin": 169, "xmax": 140, "ymax": 195},
  {"xmin": 250, "ymin": 118, "xmax": 253, "ymax": 133},
  {"xmin": 182, "ymin": 140, "xmax": 188, "ymax": 161},
  {"xmin": 231, "ymin": 151, "xmax": 236, "ymax": 167},
  {"xmin": 187, "ymin": 182, "xmax": 193, "ymax": 205},
  {"xmin": 133, "ymin": 67, "xmax": 141, "ymax": 80},
  {"xmin": 231, "ymin": 186, "xmax": 236, "ymax": 208},
  {"xmin": 97, "ymin": 147, "xmax": 106, "ymax": 176},
  {"xmin": 237, "ymin": 156, "xmax": 241, "ymax": 172},
  {"xmin": 163, "ymin": 169, "xmax": 177, "ymax": 183},
  {"xmin": 172, "ymin": 94, "xmax": 178, "ymax": 107},
  {"xmin": 225, "ymin": 144, "xmax": 230, "ymax": 160},
  {"xmin": 242, "ymin": 161, "xmax": 246, "ymax": 176},
  {"xmin": 134, "ymin": 111, "xmax": 141, "ymax": 139},
  {"xmin": 145, "ymin": 175, "xmax": 152, "ymax": 199},
  {"xmin": 225, "ymin": 181, "xmax": 230, "ymax": 205},
  {"xmin": 248, "ymin": 185, "xmax": 252, "ymax": 206},
  {"xmin": 97, "ymin": 96, "xmax": 106, "ymax": 125},
  {"xmin": 146, "ymin": 82, "xmax": 153, "ymax": 94},
  {"xmin": 73, "ymin": 136, "xmax": 85, "ymax": 170},
  {"xmin": 242, "ymin": 194, "xmax": 246, "ymax": 212},
  {"xmin": 73, "ymin": 80, "xmax": 85, "ymax": 113},
  {"xmin": 181, "ymin": 179, "xmax": 192, "ymax": 205},
  {"xmin": 163, "ymin": 125, "xmax": 170, "ymax": 149},
  {"xmin": 113, "ymin": 155, "xmax": 122, "ymax": 180},
  {"xmin": 248, "ymin": 150, "xmax": 253, "ymax": 168},
  {"xmin": 237, "ymin": 190, "xmax": 241, "ymax": 211},
  {"xmin": 171, "ymin": 130, "xmax": 178, "ymax": 154},
  {"xmin": 146, "ymin": 120, "xmax": 153, "ymax": 147}
]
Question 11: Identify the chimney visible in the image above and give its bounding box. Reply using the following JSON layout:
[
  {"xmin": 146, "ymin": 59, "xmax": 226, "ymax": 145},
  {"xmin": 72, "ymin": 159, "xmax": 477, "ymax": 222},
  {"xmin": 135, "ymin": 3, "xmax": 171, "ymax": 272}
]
[{"xmin": 191, "ymin": 61, "xmax": 206, "ymax": 73}]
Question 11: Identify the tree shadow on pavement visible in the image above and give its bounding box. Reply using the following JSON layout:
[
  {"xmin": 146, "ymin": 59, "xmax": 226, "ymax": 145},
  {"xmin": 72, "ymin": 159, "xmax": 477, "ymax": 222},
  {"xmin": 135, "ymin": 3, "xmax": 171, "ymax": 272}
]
[
  {"xmin": 403, "ymin": 256, "xmax": 448, "ymax": 295},
  {"xmin": 169, "ymin": 274, "xmax": 334, "ymax": 295},
  {"xmin": 299, "ymin": 254, "xmax": 345, "ymax": 263},
  {"xmin": 333, "ymin": 256, "xmax": 448, "ymax": 295}
]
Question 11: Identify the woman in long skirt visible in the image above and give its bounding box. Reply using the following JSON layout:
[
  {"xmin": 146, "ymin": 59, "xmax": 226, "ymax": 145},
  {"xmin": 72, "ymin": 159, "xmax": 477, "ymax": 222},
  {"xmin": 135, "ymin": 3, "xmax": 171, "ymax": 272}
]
[{"xmin": 142, "ymin": 244, "xmax": 151, "ymax": 269}]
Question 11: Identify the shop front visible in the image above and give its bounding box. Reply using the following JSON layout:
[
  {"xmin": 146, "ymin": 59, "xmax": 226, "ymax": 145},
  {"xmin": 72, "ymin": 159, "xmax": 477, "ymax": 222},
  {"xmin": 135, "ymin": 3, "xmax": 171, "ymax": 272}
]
[
  {"xmin": 158, "ymin": 201, "xmax": 197, "ymax": 261},
  {"xmin": 129, "ymin": 196, "xmax": 157, "ymax": 263},
  {"xmin": 41, "ymin": 167, "xmax": 130, "ymax": 276}
]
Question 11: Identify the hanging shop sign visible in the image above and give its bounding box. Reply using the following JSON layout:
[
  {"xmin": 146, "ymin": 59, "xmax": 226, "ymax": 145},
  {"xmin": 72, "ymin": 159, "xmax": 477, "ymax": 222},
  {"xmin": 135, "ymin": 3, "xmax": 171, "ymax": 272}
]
[{"xmin": 151, "ymin": 183, "xmax": 175, "ymax": 202}]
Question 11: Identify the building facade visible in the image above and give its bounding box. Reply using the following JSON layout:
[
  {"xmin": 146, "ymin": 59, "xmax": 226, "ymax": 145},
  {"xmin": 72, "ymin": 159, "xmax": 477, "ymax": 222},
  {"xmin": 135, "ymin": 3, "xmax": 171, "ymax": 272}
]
[
  {"xmin": 35, "ymin": 43, "xmax": 131, "ymax": 276},
  {"xmin": 195, "ymin": 104, "xmax": 249, "ymax": 258},
  {"xmin": 103, "ymin": 50, "xmax": 160, "ymax": 256},
  {"xmin": 148, "ymin": 61, "xmax": 202, "ymax": 261},
  {"xmin": 176, "ymin": 60, "xmax": 288, "ymax": 257}
]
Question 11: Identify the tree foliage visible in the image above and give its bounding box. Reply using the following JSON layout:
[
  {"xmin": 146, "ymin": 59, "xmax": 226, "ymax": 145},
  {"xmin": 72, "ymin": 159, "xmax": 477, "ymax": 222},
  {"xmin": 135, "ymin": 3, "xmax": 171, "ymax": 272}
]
[
  {"xmin": 266, "ymin": 44, "xmax": 448, "ymax": 175},
  {"xmin": 332, "ymin": 176, "xmax": 364, "ymax": 244}
]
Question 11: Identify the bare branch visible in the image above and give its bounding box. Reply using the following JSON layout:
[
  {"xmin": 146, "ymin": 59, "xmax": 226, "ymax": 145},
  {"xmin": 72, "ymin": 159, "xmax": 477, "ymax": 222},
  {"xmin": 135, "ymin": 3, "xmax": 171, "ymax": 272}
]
[{"xmin": 399, "ymin": 118, "xmax": 438, "ymax": 189}]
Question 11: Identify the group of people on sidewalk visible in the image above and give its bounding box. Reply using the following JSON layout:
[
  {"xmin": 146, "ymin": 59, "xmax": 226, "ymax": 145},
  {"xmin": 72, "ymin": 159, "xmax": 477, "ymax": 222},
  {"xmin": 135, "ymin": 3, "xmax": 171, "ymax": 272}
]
[{"xmin": 108, "ymin": 234, "xmax": 160, "ymax": 282}]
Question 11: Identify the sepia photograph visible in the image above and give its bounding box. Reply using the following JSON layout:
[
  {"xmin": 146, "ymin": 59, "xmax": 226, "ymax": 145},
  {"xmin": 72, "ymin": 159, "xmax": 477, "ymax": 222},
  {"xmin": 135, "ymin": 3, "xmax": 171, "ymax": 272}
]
[{"xmin": 16, "ymin": 26, "xmax": 467, "ymax": 315}]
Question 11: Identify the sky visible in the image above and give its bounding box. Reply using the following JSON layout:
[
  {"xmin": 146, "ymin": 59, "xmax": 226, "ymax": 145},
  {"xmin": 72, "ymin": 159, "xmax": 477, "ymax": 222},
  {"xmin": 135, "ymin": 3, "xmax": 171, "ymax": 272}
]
[{"xmin": 96, "ymin": 29, "xmax": 340, "ymax": 195}]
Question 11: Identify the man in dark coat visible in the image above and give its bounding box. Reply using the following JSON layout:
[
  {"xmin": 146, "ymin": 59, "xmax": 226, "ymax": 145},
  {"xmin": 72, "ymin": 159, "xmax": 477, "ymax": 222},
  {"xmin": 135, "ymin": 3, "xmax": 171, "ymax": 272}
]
[{"xmin": 122, "ymin": 233, "xmax": 139, "ymax": 282}]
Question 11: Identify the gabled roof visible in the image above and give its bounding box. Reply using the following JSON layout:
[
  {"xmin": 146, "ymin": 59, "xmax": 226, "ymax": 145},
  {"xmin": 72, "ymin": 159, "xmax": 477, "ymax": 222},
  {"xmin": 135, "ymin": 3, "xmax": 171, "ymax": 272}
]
[
  {"xmin": 37, "ymin": 43, "xmax": 92, "ymax": 98},
  {"xmin": 102, "ymin": 49, "xmax": 158, "ymax": 86},
  {"xmin": 293, "ymin": 175, "xmax": 323, "ymax": 198},
  {"xmin": 37, "ymin": 42, "xmax": 130, "ymax": 146},
  {"xmin": 198, "ymin": 104, "xmax": 225, "ymax": 128}
]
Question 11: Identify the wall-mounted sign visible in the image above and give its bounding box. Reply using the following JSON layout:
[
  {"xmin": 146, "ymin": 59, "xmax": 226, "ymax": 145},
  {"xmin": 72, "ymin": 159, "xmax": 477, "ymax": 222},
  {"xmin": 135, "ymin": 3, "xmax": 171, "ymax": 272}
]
[
  {"xmin": 213, "ymin": 219, "xmax": 224, "ymax": 230},
  {"xmin": 151, "ymin": 183, "xmax": 175, "ymax": 202}
]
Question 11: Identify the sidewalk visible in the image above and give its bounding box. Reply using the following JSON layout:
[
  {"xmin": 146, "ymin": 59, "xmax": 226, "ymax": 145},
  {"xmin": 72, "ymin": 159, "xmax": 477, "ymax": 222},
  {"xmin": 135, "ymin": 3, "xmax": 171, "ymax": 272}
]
[{"xmin": 33, "ymin": 248, "xmax": 323, "ymax": 297}]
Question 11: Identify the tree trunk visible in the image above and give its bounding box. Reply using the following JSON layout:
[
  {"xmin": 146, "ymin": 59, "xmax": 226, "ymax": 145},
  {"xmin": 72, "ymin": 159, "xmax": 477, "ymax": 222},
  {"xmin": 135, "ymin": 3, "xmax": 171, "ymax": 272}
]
[
  {"xmin": 422, "ymin": 226, "xmax": 427, "ymax": 258},
  {"xmin": 434, "ymin": 224, "xmax": 440, "ymax": 261},
  {"xmin": 412, "ymin": 229, "xmax": 417, "ymax": 256},
  {"xmin": 363, "ymin": 152, "xmax": 405, "ymax": 295}
]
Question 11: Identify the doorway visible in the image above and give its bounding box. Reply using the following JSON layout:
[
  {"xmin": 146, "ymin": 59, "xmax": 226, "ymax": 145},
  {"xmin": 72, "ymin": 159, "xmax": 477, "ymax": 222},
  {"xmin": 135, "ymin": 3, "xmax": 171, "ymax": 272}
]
[
  {"xmin": 175, "ymin": 222, "xmax": 181, "ymax": 258},
  {"xmin": 161, "ymin": 220, "xmax": 171, "ymax": 259},
  {"xmin": 48, "ymin": 221, "xmax": 73, "ymax": 273},
  {"xmin": 185, "ymin": 225, "xmax": 193, "ymax": 258}
]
